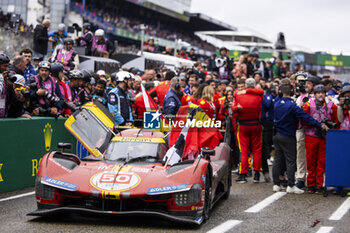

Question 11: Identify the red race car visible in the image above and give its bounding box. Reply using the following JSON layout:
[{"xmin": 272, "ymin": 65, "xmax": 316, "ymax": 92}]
[{"xmin": 28, "ymin": 102, "xmax": 232, "ymax": 225}]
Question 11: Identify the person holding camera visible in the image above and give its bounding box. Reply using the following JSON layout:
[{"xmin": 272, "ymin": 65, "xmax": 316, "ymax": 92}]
[
  {"xmin": 92, "ymin": 29, "xmax": 114, "ymax": 57},
  {"xmin": 337, "ymin": 85, "xmax": 350, "ymax": 130},
  {"xmin": 295, "ymin": 73, "xmax": 320, "ymax": 189},
  {"xmin": 29, "ymin": 61, "xmax": 63, "ymax": 117},
  {"xmin": 302, "ymin": 84, "xmax": 338, "ymax": 193},
  {"xmin": 52, "ymin": 38, "xmax": 79, "ymax": 71},
  {"xmin": 0, "ymin": 53, "xmax": 29, "ymax": 118},
  {"xmin": 75, "ymin": 23, "xmax": 94, "ymax": 56},
  {"xmin": 215, "ymin": 47, "xmax": 233, "ymax": 80}
]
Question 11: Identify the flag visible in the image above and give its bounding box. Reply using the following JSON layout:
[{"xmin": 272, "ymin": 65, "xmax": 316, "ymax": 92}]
[
  {"xmin": 165, "ymin": 104, "xmax": 223, "ymax": 165},
  {"xmin": 141, "ymin": 83, "xmax": 157, "ymax": 112}
]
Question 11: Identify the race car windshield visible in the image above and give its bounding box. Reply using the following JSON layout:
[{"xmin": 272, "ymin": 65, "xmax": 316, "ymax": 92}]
[{"xmin": 104, "ymin": 142, "xmax": 161, "ymax": 162}]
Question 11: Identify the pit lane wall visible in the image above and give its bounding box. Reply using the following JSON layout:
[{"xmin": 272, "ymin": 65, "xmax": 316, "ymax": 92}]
[{"xmin": 0, "ymin": 117, "xmax": 77, "ymax": 193}]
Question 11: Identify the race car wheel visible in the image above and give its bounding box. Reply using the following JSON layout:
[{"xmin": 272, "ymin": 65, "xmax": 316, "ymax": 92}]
[
  {"xmin": 203, "ymin": 169, "xmax": 212, "ymax": 220},
  {"xmin": 223, "ymin": 163, "xmax": 232, "ymax": 199}
]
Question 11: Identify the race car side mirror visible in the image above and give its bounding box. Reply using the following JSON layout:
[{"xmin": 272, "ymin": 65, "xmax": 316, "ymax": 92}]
[
  {"xmin": 58, "ymin": 142, "xmax": 72, "ymax": 152},
  {"xmin": 201, "ymin": 147, "xmax": 215, "ymax": 156}
]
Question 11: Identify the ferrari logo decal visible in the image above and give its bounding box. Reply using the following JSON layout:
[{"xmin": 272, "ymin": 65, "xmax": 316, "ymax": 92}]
[
  {"xmin": 0, "ymin": 163, "xmax": 3, "ymax": 182},
  {"xmin": 43, "ymin": 123, "xmax": 53, "ymax": 151}
]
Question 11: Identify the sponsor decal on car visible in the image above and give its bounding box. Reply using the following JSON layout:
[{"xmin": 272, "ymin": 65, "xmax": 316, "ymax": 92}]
[
  {"xmin": 42, "ymin": 176, "xmax": 77, "ymax": 191},
  {"xmin": 90, "ymin": 171, "xmax": 141, "ymax": 192},
  {"xmin": 194, "ymin": 216, "xmax": 204, "ymax": 224},
  {"xmin": 146, "ymin": 183, "xmax": 189, "ymax": 195},
  {"xmin": 112, "ymin": 137, "xmax": 165, "ymax": 143}
]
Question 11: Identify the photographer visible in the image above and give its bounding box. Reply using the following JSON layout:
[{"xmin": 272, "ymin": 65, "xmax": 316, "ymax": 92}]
[
  {"xmin": 65, "ymin": 70, "xmax": 84, "ymax": 111},
  {"xmin": 294, "ymin": 72, "xmax": 320, "ymax": 189},
  {"xmin": 215, "ymin": 47, "xmax": 233, "ymax": 80},
  {"xmin": 337, "ymin": 85, "xmax": 350, "ymax": 129},
  {"xmin": 29, "ymin": 61, "xmax": 63, "ymax": 117},
  {"xmin": 0, "ymin": 53, "xmax": 28, "ymax": 118},
  {"xmin": 302, "ymin": 84, "xmax": 338, "ymax": 193},
  {"xmin": 75, "ymin": 23, "xmax": 94, "ymax": 55},
  {"xmin": 52, "ymin": 38, "xmax": 79, "ymax": 71}
]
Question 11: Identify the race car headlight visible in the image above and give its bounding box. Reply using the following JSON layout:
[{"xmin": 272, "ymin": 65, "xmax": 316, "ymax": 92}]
[
  {"xmin": 174, "ymin": 183, "xmax": 201, "ymax": 207},
  {"xmin": 35, "ymin": 176, "xmax": 55, "ymax": 200}
]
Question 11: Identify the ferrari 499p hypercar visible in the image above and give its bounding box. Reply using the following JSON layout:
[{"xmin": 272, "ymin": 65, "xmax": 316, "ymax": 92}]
[{"xmin": 28, "ymin": 102, "xmax": 232, "ymax": 225}]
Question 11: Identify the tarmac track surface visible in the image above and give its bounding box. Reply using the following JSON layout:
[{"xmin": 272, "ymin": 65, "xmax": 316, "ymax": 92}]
[{"xmin": 0, "ymin": 172, "xmax": 349, "ymax": 233}]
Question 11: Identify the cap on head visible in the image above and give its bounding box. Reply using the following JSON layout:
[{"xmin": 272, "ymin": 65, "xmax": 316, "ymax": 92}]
[
  {"xmin": 83, "ymin": 22, "xmax": 91, "ymax": 30},
  {"xmin": 13, "ymin": 74, "xmax": 25, "ymax": 86},
  {"xmin": 340, "ymin": 84, "xmax": 350, "ymax": 96},
  {"xmin": 96, "ymin": 70, "xmax": 106, "ymax": 77},
  {"xmin": 69, "ymin": 70, "xmax": 84, "ymax": 80},
  {"xmin": 314, "ymin": 84, "xmax": 326, "ymax": 94},
  {"xmin": 115, "ymin": 71, "xmax": 133, "ymax": 82},
  {"xmin": 0, "ymin": 52, "xmax": 10, "ymax": 64},
  {"xmin": 63, "ymin": 38, "xmax": 74, "ymax": 45},
  {"xmin": 50, "ymin": 62, "xmax": 64, "ymax": 77},
  {"xmin": 306, "ymin": 75, "xmax": 320, "ymax": 85},
  {"xmin": 95, "ymin": 29, "xmax": 105, "ymax": 37},
  {"xmin": 38, "ymin": 61, "xmax": 51, "ymax": 70},
  {"xmin": 58, "ymin": 23, "xmax": 66, "ymax": 31}
]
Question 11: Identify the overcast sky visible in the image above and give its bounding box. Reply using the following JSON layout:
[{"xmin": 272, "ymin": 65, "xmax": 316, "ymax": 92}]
[{"xmin": 191, "ymin": 0, "xmax": 350, "ymax": 55}]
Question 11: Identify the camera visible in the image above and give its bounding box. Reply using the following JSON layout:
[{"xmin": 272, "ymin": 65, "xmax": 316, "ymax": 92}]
[
  {"xmin": 16, "ymin": 86, "xmax": 30, "ymax": 98},
  {"xmin": 63, "ymin": 100, "xmax": 79, "ymax": 112},
  {"xmin": 44, "ymin": 91, "xmax": 60, "ymax": 103},
  {"xmin": 215, "ymin": 57, "xmax": 225, "ymax": 67},
  {"xmin": 344, "ymin": 97, "xmax": 350, "ymax": 106},
  {"xmin": 316, "ymin": 118, "xmax": 337, "ymax": 139},
  {"xmin": 296, "ymin": 78, "xmax": 306, "ymax": 93}
]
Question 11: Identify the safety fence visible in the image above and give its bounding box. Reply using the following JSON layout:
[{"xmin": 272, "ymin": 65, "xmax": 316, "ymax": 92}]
[{"xmin": 0, "ymin": 117, "xmax": 77, "ymax": 193}]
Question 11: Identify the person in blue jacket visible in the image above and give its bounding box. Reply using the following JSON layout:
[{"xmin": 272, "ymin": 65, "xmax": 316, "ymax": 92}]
[
  {"xmin": 261, "ymin": 84, "xmax": 279, "ymax": 182},
  {"xmin": 163, "ymin": 77, "xmax": 182, "ymax": 118},
  {"xmin": 107, "ymin": 71, "xmax": 134, "ymax": 126},
  {"xmin": 272, "ymin": 79, "xmax": 328, "ymax": 194}
]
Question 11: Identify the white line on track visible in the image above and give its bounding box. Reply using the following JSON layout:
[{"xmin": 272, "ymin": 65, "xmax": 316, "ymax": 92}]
[
  {"xmin": 316, "ymin": 226, "xmax": 334, "ymax": 233},
  {"xmin": 329, "ymin": 197, "xmax": 350, "ymax": 221},
  {"xmin": 245, "ymin": 192, "xmax": 286, "ymax": 213},
  {"xmin": 207, "ymin": 220, "xmax": 242, "ymax": 233},
  {"xmin": 0, "ymin": 191, "xmax": 35, "ymax": 202}
]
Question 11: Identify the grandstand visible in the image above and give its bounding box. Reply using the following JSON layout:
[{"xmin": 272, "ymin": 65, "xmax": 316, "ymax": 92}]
[{"xmin": 70, "ymin": 0, "xmax": 239, "ymax": 56}]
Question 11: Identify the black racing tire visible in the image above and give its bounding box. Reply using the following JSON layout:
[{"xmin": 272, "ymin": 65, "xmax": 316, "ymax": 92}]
[
  {"xmin": 223, "ymin": 164, "xmax": 232, "ymax": 199},
  {"xmin": 203, "ymin": 169, "xmax": 212, "ymax": 221}
]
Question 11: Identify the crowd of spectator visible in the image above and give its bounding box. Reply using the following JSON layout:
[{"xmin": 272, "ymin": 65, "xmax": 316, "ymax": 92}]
[
  {"xmin": 1, "ymin": 6, "xmax": 350, "ymax": 197},
  {"xmin": 73, "ymin": 1, "xmax": 216, "ymax": 52}
]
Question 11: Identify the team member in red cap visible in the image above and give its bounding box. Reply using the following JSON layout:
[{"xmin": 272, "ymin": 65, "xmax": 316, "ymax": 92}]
[
  {"xmin": 303, "ymin": 84, "xmax": 338, "ymax": 193},
  {"xmin": 233, "ymin": 78, "xmax": 264, "ymax": 183}
]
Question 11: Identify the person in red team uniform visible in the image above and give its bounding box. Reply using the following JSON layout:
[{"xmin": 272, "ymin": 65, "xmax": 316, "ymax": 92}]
[
  {"xmin": 233, "ymin": 78, "xmax": 264, "ymax": 183},
  {"xmin": 198, "ymin": 86, "xmax": 216, "ymax": 119},
  {"xmin": 149, "ymin": 71, "xmax": 176, "ymax": 107},
  {"xmin": 134, "ymin": 82, "xmax": 155, "ymax": 119}
]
